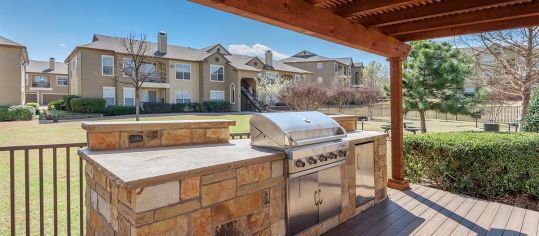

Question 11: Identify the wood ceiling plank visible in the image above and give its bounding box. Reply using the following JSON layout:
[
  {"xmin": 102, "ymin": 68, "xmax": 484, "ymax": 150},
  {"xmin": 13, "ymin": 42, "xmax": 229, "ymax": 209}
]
[
  {"xmin": 381, "ymin": 1, "xmax": 539, "ymax": 36},
  {"xmin": 396, "ymin": 16, "xmax": 539, "ymax": 41},
  {"xmin": 189, "ymin": 0, "xmax": 410, "ymax": 58},
  {"xmin": 335, "ymin": 0, "xmax": 426, "ymax": 18},
  {"xmin": 357, "ymin": 0, "xmax": 532, "ymax": 27}
]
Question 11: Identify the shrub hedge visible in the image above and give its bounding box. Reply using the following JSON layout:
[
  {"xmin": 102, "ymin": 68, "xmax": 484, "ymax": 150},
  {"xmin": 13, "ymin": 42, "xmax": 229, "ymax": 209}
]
[
  {"xmin": 404, "ymin": 132, "xmax": 539, "ymax": 198},
  {"xmin": 63, "ymin": 95, "xmax": 80, "ymax": 111},
  {"xmin": 103, "ymin": 106, "xmax": 136, "ymax": 116},
  {"xmin": 70, "ymin": 97, "xmax": 106, "ymax": 113},
  {"xmin": 48, "ymin": 99, "xmax": 65, "ymax": 110},
  {"xmin": 202, "ymin": 101, "xmax": 229, "ymax": 112},
  {"xmin": 26, "ymin": 102, "xmax": 40, "ymax": 115},
  {"xmin": 0, "ymin": 105, "xmax": 35, "ymax": 121},
  {"xmin": 522, "ymin": 88, "xmax": 539, "ymax": 132},
  {"xmin": 142, "ymin": 102, "xmax": 172, "ymax": 113}
]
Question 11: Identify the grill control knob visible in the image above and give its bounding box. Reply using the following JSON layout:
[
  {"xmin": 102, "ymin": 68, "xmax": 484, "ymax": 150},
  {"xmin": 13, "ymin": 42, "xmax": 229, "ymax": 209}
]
[
  {"xmin": 295, "ymin": 160, "xmax": 306, "ymax": 168},
  {"xmin": 308, "ymin": 157, "xmax": 318, "ymax": 165},
  {"xmin": 328, "ymin": 152, "xmax": 338, "ymax": 160},
  {"xmin": 319, "ymin": 154, "xmax": 328, "ymax": 162},
  {"xmin": 338, "ymin": 150, "xmax": 348, "ymax": 158}
]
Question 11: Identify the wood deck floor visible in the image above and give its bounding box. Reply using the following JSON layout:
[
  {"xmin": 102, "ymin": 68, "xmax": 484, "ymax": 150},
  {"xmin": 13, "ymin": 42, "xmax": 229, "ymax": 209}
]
[{"xmin": 324, "ymin": 185, "xmax": 539, "ymax": 236}]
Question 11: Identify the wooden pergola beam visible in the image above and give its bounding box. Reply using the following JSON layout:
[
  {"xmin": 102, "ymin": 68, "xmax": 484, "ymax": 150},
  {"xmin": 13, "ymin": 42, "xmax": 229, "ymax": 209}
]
[
  {"xmin": 396, "ymin": 16, "xmax": 539, "ymax": 41},
  {"xmin": 381, "ymin": 1, "xmax": 539, "ymax": 36},
  {"xmin": 335, "ymin": 0, "xmax": 426, "ymax": 18},
  {"xmin": 356, "ymin": 0, "xmax": 531, "ymax": 27},
  {"xmin": 189, "ymin": 0, "xmax": 410, "ymax": 58}
]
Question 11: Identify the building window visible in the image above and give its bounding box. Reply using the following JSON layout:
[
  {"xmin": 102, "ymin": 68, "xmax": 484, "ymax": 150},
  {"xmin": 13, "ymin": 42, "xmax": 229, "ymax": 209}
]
[
  {"xmin": 141, "ymin": 90, "xmax": 157, "ymax": 102},
  {"xmin": 294, "ymin": 75, "xmax": 301, "ymax": 81},
  {"xmin": 103, "ymin": 87, "xmax": 115, "ymax": 106},
  {"xmin": 210, "ymin": 65, "xmax": 224, "ymax": 82},
  {"xmin": 57, "ymin": 76, "xmax": 68, "ymax": 86},
  {"xmin": 316, "ymin": 77, "xmax": 323, "ymax": 83},
  {"xmin": 175, "ymin": 64, "xmax": 191, "ymax": 80},
  {"xmin": 102, "ymin": 55, "xmax": 114, "ymax": 76},
  {"xmin": 334, "ymin": 63, "xmax": 338, "ymax": 73},
  {"xmin": 141, "ymin": 63, "xmax": 157, "ymax": 81},
  {"xmin": 175, "ymin": 90, "xmax": 192, "ymax": 104},
  {"xmin": 123, "ymin": 88, "xmax": 135, "ymax": 106},
  {"xmin": 32, "ymin": 75, "xmax": 49, "ymax": 88},
  {"xmin": 123, "ymin": 58, "xmax": 134, "ymax": 77},
  {"xmin": 230, "ymin": 83, "xmax": 236, "ymax": 104},
  {"xmin": 266, "ymin": 72, "xmax": 278, "ymax": 84},
  {"xmin": 316, "ymin": 63, "xmax": 323, "ymax": 69},
  {"xmin": 210, "ymin": 90, "xmax": 225, "ymax": 101}
]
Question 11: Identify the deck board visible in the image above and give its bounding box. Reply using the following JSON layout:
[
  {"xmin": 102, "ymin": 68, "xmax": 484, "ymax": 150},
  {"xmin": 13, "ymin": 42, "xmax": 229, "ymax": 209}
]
[{"xmin": 322, "ymin": 185, "xmax": 538, "ymax": 236}]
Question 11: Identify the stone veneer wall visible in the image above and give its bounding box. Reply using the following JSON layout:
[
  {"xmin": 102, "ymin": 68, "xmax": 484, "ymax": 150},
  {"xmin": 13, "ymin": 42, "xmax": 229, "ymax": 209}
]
[
  {"xmin": 84, "ymin": 157, "xmax": 286, "ymax": 235},
  {"xmin": 82, "ymin": 120, "xmax": 235, "ymax": 151},
  {"xmin": 329, "ymin": 115, "xmax": 358, "ymax": 131}
]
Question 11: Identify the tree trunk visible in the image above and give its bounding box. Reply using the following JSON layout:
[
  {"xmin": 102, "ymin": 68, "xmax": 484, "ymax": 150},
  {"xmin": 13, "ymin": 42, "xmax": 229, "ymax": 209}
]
[
  {"xmin": 135, "ymin": 88, "xmax": 140, "ymax": 121},
  {"xmin": 419, "ymin": 110, "xmax": 427, "ymax": 133},
  {"xmin": 520, "ymin": 90, "xmax": 531, "ymax": 120}
]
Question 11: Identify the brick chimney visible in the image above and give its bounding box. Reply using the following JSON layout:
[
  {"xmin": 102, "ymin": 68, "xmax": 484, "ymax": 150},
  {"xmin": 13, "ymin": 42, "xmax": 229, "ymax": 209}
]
[
  {"xmin": 49, "ymin": 57, "xmax": 55, "ymax": 70},
  {"xmin": 158, "ymin": 31, "xmax": 167, "ymax": 54}
]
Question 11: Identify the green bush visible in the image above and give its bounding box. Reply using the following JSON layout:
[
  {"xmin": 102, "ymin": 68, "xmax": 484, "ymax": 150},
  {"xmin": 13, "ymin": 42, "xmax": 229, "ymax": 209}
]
[
  {"xmin": 171, "ymin": 103, "xmax": 187, "ymax": 112},
  {"xmin": 522, "ymin": 88, "xmax": 539, "ymax": 132},
  {"xmin": 70, "ymin": 97, "xmax": 106, "ymax": 113},
  {"xmin": 202, "ymin": 101, "xmax": 229, "ymax": 112},
  {"xmin": 62, "ymin": 95, "xmax": 80, "ymax": 111},
  {"xmin": 142, "ymin": 102, "xmax": 171, "ymax": 113},
  {"xmin": 103, "ymin": 106, "xmax": 136, "ymax": 116},
  {"xmin": 404, "ymin": 132, "xmax": 539, "ymax": 198},
  {"xmin": 48, "ymin": 99, "xmax": 65, "ymax": 110},
  {"xmin": 0, "ymin": 105, "xmax": 35, "ymax": 121},
  {"xmin": 26, "ymin": 102, "xmax": 40, "ymax": 115}
]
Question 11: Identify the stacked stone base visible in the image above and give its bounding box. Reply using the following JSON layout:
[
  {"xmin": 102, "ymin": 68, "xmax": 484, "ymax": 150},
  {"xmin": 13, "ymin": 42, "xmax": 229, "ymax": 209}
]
[{"xmin": 85, "ymin": 158, "xmax": 286, "ymax": 236}]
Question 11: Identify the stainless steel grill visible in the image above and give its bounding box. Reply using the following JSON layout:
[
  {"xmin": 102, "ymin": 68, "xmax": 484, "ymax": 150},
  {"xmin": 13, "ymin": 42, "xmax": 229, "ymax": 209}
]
[{"xmin": 250, "ymin": 111, "xmax": 349, "ymax": 235}]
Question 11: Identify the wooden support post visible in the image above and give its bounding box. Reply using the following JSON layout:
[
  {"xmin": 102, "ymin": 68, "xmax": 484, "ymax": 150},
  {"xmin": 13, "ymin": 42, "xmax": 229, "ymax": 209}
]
[{"xmin": 387, "ymin": 57, "xmax": 410, "ymax": 190}]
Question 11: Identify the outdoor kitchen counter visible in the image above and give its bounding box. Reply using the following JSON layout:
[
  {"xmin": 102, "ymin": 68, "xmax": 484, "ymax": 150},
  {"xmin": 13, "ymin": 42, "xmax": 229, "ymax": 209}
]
[
  {"xmin": 345, "ymin": 130, "xmax": 389, "ymax": 144},
  {"xmin": 79, "ymin": 139, "xmax": 285, "ymax": 189}
]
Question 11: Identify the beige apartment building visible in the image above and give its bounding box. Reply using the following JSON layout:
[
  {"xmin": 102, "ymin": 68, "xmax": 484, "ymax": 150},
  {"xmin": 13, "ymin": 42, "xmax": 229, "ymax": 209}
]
[
  {"xmin": 281, "ymin": 50, "xmax": 363, "ymax": 87},
  {"xmin": 65, "ymin": 33, "xmax": 311, "ymax": 112},
  {"xmin": 0, "ymin": 36, "xmax": 29, "ymax": 106},
  {"xmin": 25, "ymin": 58, "xmax": 68, "ymax": 104}
]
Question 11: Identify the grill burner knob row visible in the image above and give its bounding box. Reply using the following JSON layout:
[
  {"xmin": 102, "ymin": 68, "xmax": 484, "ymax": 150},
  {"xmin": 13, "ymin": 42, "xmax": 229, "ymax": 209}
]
[
  {"xmin": 319, "ymin": 154, "xmax": 328, "ymax": 162},
  {"xmin": 308, "ymin": 157, "xmax": 318, "ymax": 165},
  {"xmin": 295, "ymin": 160, "xmax": 306, "ymax": 168},
  {"xmin": 328, "ymin": 152, "xmax": 338, "ymax": 160}
]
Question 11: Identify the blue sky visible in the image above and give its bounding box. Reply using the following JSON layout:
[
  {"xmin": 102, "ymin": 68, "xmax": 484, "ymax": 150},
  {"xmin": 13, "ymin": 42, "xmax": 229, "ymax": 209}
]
[{"xmin": 0, "ymin": 0, "xmax": 453, "ymax": 65}]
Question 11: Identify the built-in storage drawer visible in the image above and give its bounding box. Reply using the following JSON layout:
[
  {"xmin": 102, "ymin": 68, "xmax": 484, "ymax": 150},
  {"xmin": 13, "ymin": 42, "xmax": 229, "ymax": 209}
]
[{"xmin": 355, "ymin": 142, "xmax": 375, "ymax": 206}]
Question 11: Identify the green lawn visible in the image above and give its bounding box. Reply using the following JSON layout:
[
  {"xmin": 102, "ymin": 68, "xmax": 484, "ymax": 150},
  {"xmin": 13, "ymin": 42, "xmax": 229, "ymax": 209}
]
[{"xmin": 0, "ymin": 113, "xmax": 485, "ymax": 235}]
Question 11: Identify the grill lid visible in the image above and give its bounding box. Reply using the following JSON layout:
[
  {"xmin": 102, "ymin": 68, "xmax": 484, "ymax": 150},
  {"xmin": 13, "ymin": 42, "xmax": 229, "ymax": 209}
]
[{"xmin": 250, "ymin": 111, "xmax": 347, "ymax": 150}]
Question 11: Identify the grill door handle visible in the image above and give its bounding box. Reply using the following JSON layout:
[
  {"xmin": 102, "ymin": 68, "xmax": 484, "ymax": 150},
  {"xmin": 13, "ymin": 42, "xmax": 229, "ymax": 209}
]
[
  {"xmin": 314, "ymin": 190, "xmax": 319, "ymax": 206},
  {"xmin": 318, "ymin": 189, "xmax": 323, "ymax": 205}
]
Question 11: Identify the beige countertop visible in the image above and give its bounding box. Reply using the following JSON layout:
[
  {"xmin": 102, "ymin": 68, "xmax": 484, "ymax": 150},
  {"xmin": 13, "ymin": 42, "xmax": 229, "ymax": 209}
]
[
  {"xmin": 345, "ymin": 130, "xmax": 388, "ymax": 144},
  {"xmin": 79, "ymin": 139, "xmax": 284, "ymax": 188}
]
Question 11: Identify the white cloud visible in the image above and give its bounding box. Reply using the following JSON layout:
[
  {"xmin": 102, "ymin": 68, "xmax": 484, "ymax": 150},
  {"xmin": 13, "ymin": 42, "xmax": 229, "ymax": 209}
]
[
  {"xmin": 227, "ymin": 43, "xmax": 289, "ymax": 60},
  {"xmin": 58, "ymin": 43, "xmax": 67, "ymax": 48}
]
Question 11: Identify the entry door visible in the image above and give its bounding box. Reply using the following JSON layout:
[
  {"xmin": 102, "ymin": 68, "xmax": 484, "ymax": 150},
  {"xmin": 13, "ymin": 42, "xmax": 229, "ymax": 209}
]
[
  {"xmin": 318, "ymin": 165, "xmax": 342, "ymax": 222},
  {"xmin": 141, "ymin": 90, "xmax": 157, "ymax": 103},
  {"xmin": 287, "ymin": 173, "xmax": 319, "ymax": 236}
]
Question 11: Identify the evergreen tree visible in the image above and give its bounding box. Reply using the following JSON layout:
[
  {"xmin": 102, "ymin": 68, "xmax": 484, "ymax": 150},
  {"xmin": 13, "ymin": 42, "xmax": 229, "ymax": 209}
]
[{"xmin": 402, "ymin": 40, "xmax": 475, "ymax": 133}]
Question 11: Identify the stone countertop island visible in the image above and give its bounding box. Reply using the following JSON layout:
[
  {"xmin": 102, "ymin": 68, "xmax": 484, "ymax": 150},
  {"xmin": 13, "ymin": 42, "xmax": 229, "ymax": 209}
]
[{"xmin": 80, "ymin": 120, "xmax": 389, "ymax": 236}]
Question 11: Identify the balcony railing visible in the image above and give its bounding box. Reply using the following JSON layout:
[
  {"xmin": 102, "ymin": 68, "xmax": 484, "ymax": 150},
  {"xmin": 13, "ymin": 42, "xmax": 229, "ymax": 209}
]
[{"xmin": 32, "ymin": 82, "xmax": 50, "ymax": 88}]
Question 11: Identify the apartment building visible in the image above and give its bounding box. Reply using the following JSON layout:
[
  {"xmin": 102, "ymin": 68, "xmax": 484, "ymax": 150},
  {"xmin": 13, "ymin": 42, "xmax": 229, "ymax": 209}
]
[
  {"xmin": 281, "ymin": 50, "xmax": 363, "ymax": 87},
  {"xmin": 0, "ymin": 36, "xmax": 29, "ymax": 105},
  {"xmin": 65, "ymin": 32, "xmax": 311, "ymax": 112},
  {"xmin": 25, "ymin": 58, "xmax": 68, "ymax": 104}
]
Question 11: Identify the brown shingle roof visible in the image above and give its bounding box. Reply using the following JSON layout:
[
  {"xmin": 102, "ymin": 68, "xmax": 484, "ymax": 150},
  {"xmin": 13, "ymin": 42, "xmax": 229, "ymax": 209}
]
[{"xmin": 27, "ymin": 60, "xmax": 68, "ymax": 74}]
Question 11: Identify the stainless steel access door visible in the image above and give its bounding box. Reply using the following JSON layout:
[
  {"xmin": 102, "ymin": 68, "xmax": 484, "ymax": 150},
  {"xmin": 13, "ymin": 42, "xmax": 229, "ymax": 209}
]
[
  {"xmin": 318, "ymin": 165, "xmax": 342, "ymax": 222},
  {"xmin": 287, "ymin": 173, "xmax": 319, "ymax": 236}
]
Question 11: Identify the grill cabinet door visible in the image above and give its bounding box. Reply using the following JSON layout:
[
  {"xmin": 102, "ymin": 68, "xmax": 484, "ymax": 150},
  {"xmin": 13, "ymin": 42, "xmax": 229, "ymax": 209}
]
[
  {"xmin": 318, "ymin": 165, "xmax": 342, "ymax": 222},
  {"xmin": 287, "ymin": 173, "xmax": 319, "ymax": 236}
]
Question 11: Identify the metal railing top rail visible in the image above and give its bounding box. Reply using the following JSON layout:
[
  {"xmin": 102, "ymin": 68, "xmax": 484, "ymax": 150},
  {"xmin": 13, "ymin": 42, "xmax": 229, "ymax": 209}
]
[{"xmin": 0, "ymin": 142, "xmax": 87, "ymax": 151}]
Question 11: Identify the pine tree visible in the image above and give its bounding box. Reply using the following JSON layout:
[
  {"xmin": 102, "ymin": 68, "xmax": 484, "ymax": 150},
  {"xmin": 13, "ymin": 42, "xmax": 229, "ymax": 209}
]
[{"xmin": 402, "ymin": 40, "xmax": 475, "ymax": 133}]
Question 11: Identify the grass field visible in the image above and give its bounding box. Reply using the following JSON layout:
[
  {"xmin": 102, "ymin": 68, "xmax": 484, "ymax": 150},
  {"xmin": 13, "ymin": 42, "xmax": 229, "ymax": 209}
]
[{"xmin": 0, "ymin": 112, "xmax": 485, "ymax": 235}]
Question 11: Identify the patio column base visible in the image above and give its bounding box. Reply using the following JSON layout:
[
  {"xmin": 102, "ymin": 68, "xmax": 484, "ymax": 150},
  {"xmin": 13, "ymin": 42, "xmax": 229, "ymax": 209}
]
[{"xmin": 387, "ymin": 178, "xmax": 409, "ymax": 190}]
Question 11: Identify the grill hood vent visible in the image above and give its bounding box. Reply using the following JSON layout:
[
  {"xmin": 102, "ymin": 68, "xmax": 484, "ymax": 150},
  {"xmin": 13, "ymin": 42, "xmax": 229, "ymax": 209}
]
[{"xmin": 250, "ymin": 111, "xmax": 346, "ymax": 150}]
